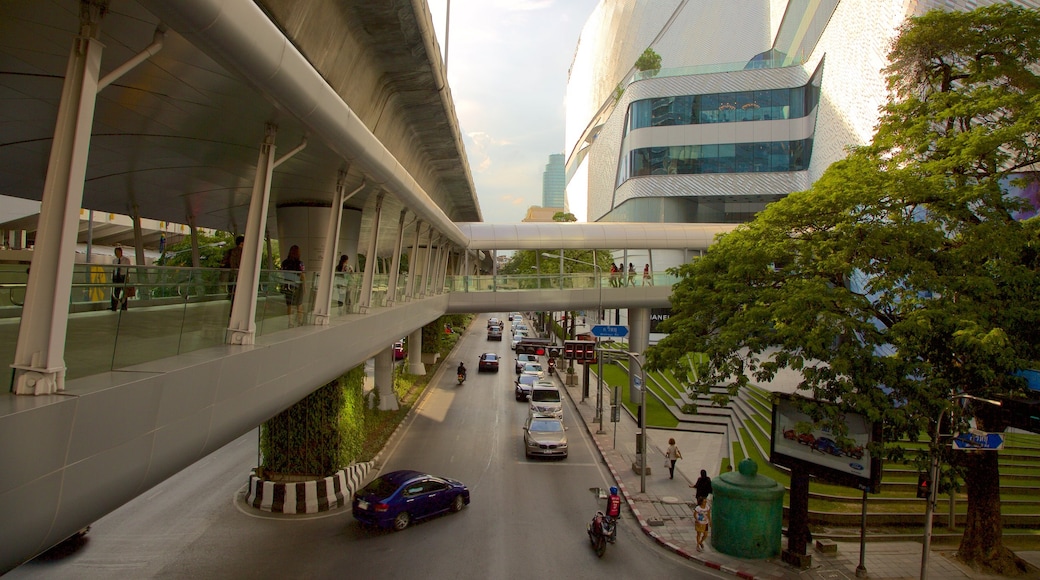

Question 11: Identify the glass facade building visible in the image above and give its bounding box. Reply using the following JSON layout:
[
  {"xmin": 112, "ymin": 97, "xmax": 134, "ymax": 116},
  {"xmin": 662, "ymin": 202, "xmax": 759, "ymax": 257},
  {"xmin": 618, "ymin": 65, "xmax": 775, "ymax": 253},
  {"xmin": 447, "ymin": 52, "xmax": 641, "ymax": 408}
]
[
  {"xmin": 542, "ymin": 153, "xmax": 565, "ymax": 208},
  {"xmin": 563, "ymin": 0, "xmax": 1034, "ymax": 231}
]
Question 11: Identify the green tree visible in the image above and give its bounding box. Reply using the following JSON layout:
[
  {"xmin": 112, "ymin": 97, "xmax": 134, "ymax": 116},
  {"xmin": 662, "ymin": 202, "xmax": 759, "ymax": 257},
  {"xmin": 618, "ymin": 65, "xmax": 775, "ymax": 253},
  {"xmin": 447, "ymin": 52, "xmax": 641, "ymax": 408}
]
[
  {"xmin": 552, "ymin": 211, "xmax": 577, "ymax": 222},
  {"xmin": 634, "ymin": 47, "xmax": 661, "ymax": 76},
  {"xmin": 157, "ymin": 231, "xmax": 236, "ymax": 268},
  {"xmin": 648, "ymin": 5, "xmax": 1040, "ymax": 574}
]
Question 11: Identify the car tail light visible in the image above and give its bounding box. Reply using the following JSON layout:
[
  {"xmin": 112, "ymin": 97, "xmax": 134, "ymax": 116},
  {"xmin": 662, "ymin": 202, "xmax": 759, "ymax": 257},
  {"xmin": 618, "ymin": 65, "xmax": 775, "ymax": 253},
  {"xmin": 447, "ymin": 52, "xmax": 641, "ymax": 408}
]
[{"xmin": 374, "ymin": 502, "xmax": 390, "ymax": 512}]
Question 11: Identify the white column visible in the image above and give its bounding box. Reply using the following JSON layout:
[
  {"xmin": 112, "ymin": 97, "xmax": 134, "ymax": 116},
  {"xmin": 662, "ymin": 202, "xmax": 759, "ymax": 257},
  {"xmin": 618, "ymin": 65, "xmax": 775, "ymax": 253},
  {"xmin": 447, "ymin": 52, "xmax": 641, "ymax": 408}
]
[
  {"xmin": 12, "ymin": 4, "xmax": 105, "ymax": 395},
  {"xmin": 312, "ymin": 172, "xmax": 348, "ymax": 325},
  {"xmin": 629, "ymin": 307, "xmax": 651, "ymax": 354},
  {"xmin": 405, "ymin": 220, "xmax": 422, "ymax": 300},
  {"xmin": 386, "ymin": 210, "xmax": 407, "ymax": 306},
  {"xmin": 358, "ymin": 192, "xmax": 384, "ymax": 313},
  {"xmin": 438, "ymin": 246, "xmax": 451, "ymax": 294},
  {"xmin": 407, "ymin": 328, "xmax": 425, "ymax": 376},
  {"xmin": 374, "ymin": 347, "xmax": 399, "ymax": 410},
  {"xmin": 227, "ymin": 124, "xmax": 277, "ymax": 345},
  {"xmin": 421, "ymin": 232, "xmax": 436, "ymax": 297}
]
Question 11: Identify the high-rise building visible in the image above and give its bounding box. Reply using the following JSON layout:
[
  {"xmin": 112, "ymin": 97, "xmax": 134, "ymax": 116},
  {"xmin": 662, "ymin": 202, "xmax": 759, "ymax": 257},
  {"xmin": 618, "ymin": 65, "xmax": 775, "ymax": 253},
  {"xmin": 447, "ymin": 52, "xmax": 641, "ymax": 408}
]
[
  {"xmin": 564, "ymin": 0, "xmax": 1040, "ymax": 227},
  {"xmin": 541, "ymin": 153, "xmax": 565, "ymax": 209}
]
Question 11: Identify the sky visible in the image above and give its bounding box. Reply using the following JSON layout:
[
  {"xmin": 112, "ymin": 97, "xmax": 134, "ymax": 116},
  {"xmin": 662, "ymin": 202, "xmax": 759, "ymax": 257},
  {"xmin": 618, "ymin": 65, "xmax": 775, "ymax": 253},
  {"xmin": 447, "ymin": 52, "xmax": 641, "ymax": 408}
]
[{"xmin": 426, "ymin": 0, "xmax": 601, "ymax": 224}]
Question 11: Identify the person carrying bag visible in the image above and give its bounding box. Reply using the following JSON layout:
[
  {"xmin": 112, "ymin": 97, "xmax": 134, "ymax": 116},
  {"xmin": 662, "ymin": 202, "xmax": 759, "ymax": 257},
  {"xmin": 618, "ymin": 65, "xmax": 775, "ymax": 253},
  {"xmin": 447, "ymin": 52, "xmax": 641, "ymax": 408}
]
[{"xmin": 664, "ymin": 437, "xmax": 682, "ymax": 479}]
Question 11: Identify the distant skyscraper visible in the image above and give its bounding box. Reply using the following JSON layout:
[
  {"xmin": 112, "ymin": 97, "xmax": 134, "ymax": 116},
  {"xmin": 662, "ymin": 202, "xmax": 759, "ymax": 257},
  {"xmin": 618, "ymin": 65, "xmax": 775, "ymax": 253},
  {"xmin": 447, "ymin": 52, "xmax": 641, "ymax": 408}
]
[{"xmin": 542, "ymin": 153, "xmax": 565, "ymax": 208}]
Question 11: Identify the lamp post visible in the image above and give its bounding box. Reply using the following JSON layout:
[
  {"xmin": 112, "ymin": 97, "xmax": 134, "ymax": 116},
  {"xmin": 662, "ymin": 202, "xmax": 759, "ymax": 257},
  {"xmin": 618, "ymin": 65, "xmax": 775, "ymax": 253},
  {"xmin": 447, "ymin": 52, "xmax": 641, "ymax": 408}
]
[{"xmin": 920, "ymin": 393, "xmax": 1003, "ymax": 580}]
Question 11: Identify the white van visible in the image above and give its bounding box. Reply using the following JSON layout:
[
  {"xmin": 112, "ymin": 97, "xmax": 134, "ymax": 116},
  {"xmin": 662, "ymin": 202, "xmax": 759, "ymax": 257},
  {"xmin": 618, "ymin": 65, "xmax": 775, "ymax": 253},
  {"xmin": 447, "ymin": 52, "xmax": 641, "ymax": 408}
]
[{"xmin": 529, "ymin": 383, "xmax": 563, "ymax": 419}]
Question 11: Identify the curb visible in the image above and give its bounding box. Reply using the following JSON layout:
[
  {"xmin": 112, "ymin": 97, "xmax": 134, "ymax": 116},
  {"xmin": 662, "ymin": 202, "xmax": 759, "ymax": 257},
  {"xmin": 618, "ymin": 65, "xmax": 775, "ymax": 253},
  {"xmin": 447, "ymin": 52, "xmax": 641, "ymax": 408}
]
[{"xmin": 563, "ymin": 378, "xmax": 764, "ymax": 580}]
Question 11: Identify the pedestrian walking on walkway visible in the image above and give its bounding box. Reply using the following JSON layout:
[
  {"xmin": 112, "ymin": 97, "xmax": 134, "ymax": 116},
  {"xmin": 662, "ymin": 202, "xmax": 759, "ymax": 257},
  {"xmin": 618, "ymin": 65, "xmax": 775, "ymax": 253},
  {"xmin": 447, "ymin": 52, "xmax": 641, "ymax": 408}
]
[
  {"xmin": 691, "ymin": 469, "xmax": 713, "ymax": 502},
  {"xmin": 664, "ymin": 437, "xmax": 682, "ymax": 479},
  {"xmin": 694, "ymin": 496, "xmax": 711, "ymax": 551}
]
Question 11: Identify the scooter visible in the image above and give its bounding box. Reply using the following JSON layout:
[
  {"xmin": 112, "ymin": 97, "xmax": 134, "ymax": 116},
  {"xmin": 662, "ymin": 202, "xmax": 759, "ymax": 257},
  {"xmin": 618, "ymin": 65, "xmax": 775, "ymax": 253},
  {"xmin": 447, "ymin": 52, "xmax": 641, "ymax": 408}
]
[
  {"xmin": 547, "ymin": 358, "xmax": 556, "ymax": 376},
  {"xmin": 457, "ymin": 372, "xmax": 466, "ymax": 385},
  {"xmin": 586, "ymin": 511, "xmax": 617, "ymax": 557}
]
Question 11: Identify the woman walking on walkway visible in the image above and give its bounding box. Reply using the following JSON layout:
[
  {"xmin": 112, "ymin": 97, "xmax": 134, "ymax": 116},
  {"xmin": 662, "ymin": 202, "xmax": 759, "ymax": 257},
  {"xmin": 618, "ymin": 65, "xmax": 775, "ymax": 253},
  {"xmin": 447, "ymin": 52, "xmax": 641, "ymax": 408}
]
[
  {"xmin": 694, "ymin": 495, "xmax": 711, "ymax": 551},
  {"xmin": 664, "ymin": 438, "xmax": 682, "ymax": 479}
]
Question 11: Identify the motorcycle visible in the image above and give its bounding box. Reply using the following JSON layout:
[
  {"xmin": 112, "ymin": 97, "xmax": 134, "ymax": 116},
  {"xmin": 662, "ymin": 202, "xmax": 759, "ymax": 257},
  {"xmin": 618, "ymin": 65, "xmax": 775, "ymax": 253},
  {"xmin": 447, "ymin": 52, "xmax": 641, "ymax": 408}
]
[
  {"xmin": 457, "ymin": 372, "xmax": 466, "ymax": 385},
  {"xmin": 586, "ymin": 511, "xmax": 617, "ymax": 557},
  {"xmin": 547, "ymin": 358, "xmax": 556, "ymax": 376}
]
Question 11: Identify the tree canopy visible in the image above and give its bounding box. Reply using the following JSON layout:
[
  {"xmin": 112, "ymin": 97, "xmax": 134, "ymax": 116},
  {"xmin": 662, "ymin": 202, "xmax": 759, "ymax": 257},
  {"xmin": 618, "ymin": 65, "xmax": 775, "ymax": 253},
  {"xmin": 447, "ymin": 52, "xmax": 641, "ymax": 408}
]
[{"xmin": 647, "ymin": 5, "xmax": 1040, "ymax": 572}]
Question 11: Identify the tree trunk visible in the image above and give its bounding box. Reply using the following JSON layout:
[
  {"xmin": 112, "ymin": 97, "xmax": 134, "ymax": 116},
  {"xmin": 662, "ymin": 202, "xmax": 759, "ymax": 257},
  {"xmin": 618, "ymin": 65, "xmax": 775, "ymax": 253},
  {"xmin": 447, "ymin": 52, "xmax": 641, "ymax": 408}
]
[{"xmin": 956, "ymin": 451, "xmax": 1026, "ymax": 575}]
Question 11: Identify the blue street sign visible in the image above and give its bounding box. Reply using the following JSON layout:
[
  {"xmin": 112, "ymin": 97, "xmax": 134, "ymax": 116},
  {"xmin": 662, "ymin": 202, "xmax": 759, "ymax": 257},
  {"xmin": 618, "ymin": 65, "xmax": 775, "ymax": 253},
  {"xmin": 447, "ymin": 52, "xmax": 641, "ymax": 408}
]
[
  {"xmin": 952, "ymin": 431, "xmax": 1004, "ymax": 451},
  {"xmin": 591, "ymin": 325, "xmax": 628, "ymax": 338}
]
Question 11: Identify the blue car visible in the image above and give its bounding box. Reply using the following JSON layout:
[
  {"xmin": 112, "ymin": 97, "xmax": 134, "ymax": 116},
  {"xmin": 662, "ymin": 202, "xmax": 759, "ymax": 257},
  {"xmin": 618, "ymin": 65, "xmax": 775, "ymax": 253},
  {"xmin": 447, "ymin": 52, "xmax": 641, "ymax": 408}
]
[{"xmin": 352, "ymin": 470, "xmax": 470, "ymax": 531}]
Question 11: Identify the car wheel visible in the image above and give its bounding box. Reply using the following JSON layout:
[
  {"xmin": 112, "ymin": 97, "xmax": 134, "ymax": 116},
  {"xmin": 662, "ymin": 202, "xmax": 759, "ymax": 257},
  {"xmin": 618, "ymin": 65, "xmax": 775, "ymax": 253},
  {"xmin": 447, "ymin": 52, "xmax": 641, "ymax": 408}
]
[
  {"xmin": 450, "ymin": 495, "xmax": 465, "ymax": 512},
  {"xmin": 393, "ymin": 511, "xmax": 410, "ymax": 531}
]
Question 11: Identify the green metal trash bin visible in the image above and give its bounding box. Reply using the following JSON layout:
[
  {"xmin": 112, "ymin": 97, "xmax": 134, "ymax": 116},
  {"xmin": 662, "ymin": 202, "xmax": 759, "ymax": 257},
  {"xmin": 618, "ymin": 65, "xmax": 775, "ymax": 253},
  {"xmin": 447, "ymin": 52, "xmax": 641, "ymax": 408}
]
[{"xmin": 711, "ymin": 458, "xmax": 785, "ymax": 559}]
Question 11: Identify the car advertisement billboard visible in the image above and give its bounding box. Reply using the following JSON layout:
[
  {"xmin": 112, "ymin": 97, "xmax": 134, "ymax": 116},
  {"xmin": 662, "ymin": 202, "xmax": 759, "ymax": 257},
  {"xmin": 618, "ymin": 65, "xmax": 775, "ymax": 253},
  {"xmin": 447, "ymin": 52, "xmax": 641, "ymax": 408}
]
[{"xmin": 770, "ymin": 394, "xmax": 882, "ymax": 493}]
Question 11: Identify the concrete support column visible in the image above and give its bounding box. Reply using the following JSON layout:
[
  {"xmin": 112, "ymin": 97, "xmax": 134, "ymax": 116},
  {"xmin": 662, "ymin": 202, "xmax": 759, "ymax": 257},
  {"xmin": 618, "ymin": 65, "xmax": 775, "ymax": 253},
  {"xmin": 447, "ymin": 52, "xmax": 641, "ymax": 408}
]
[
  {"xmin": 131, "ymin": 206, "xmax": 145, "ymax": 267},
  {"xmin": 405, "ymin": 220, "xmax": 422, "ymax": 300},
  {"xmin": 629, "ymin": 307, "xmax": 651, "ymax": 355},
  {"xmin": 358, "ymin": 192, "xmax": 384, "ymax": 313},
  {"xmin": 312, "ymin": 172, "xmax": 348, "ymax": 325},
  {"xmin": 438, "ymin": 246, "xmax": 451, "ymax": 294},
  {"xmin": 374, "ymin": 347, "xmax": 399, "ymax": 411},
  {"xmin": 386, "ymin": 210, "xmax": 407, "ymax": 306},
  {"xmin": 421, "ymin": 233, "xmax": 436, "ymax": 297},
  {"xmin": 407, "ymin": 327, "xmax": 426, "ymax": 376},
  {"xmin": 227, "ymin": 124, "xmax": 277, "ymax": 345},
  {"xmin": 12, "ymin": 2, "xmax": 106, "ymax": 395},
  {"xmin": 187, "ymin": 214, "xmax": 201, "ymax": 268}
]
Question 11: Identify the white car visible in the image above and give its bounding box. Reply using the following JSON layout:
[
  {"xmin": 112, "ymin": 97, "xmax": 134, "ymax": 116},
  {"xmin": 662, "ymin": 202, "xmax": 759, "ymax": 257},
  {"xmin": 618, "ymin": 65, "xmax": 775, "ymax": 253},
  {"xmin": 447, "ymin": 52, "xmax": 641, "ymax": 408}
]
[
  {"xmin": 510, "ymin": 332, "xmax": 529, "ymax": 350},
  {"xmin": 529, "ymin": 383, "xmax": 563, "ymax": 419},
  {"xmin": 521, "ymin": 362, "xmax": 545, "ymax": 378}
]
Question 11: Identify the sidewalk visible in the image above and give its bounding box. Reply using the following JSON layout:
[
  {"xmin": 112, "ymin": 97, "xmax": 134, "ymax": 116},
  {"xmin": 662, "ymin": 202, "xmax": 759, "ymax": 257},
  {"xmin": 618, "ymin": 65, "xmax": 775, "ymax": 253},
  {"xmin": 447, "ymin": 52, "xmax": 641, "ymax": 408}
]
[{"xmin": 557, "ymin": 371, "xmax": 1040, "ymax": 580}]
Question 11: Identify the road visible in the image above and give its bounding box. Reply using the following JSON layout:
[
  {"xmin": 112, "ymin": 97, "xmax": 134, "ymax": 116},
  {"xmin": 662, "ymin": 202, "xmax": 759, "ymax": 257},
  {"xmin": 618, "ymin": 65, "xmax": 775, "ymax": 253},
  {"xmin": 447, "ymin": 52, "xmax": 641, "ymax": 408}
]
[{"xmin": 9, "ymin": 314, "xmax": 721, "ymax": 579}]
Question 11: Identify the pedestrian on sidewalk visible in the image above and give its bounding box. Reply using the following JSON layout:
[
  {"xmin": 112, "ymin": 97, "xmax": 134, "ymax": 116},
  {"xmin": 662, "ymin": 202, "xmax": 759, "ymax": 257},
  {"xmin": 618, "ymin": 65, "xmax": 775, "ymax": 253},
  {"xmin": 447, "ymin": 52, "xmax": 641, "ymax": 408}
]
[
  {"xmin": 690, "ymin": 469, "xmax": 713, "ymax": 502},
  {"xmin": 694, "ymin": 495, "xmax": 711, "ymax": 551},
  {"xmin": 664, "ymin": 438, "xmax": 682, "ymax": 479}
]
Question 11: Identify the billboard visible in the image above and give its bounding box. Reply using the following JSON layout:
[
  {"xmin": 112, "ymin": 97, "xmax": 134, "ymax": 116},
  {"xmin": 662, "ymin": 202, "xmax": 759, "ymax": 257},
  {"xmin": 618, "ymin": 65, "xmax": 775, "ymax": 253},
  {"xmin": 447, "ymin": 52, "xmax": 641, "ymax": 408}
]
[
  {"xmin": 649, "ymin": 308, "xmax": 671, "ymax": 333},
  {"xmin": 770, "ymin": 394, "xmax": 882, "ymax": 492}
]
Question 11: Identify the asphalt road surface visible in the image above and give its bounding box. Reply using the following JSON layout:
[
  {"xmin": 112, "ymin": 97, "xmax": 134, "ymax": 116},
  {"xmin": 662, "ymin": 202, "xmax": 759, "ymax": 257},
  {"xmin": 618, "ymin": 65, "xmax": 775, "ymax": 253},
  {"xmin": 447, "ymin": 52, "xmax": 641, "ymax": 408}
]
[{"xmin": 10, "ymin": 314, "xmax": 722, "ymax": 579}]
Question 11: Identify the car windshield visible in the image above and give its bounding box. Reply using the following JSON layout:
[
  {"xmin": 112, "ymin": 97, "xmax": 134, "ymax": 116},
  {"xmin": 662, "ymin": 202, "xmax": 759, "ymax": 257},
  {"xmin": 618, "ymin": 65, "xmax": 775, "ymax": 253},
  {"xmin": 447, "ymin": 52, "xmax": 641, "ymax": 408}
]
[
  {"xmin": 483, "ymin": 354, "xmax": 498, "ymax": 361},
  {"xmin": 532, "ymin": 390, "xmax": 561, "ymax": 403},
  {"xmin": 523, "ymin": 364, "xmax": 542, "ymax": 372},
  {"xmin": 361, "ymin": 476, "xmax": 400, "ymax": 497},
  {"xmin": 530, "ymin": 420, "xmax": 563, "ymax": 432}
]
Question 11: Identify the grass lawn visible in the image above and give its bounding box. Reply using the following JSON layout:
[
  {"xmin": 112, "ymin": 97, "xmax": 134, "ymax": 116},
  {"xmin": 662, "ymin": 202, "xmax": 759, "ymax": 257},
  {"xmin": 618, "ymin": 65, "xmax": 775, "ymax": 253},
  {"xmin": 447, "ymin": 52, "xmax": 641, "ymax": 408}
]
[{"xmin": 602, "ymin": 364, "xmax": 678, "ymax": 428}]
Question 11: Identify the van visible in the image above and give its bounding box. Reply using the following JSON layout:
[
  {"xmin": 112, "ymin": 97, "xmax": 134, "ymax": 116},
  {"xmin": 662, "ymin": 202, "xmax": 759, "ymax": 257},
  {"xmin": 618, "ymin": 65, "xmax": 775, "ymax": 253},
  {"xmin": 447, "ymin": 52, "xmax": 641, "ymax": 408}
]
[{"xmin": 529, "ymin": 383, "xmax": 563, "ymax": 419}]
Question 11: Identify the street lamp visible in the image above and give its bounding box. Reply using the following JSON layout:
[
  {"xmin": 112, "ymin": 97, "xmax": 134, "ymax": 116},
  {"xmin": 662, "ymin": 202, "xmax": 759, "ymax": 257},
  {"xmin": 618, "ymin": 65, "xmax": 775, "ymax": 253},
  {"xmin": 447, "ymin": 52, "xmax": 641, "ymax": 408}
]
[{"xmin": 920, "ymin": 393, "xmax": 1003, "ymax": 580}]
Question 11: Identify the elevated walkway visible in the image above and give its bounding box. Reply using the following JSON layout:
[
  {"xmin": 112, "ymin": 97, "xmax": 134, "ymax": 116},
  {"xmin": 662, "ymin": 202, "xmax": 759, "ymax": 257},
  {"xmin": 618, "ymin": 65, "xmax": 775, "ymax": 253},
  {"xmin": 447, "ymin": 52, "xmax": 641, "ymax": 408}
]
[{"xmin": 0, "ymin": 271, "xmax": 670, "ymax": 572}]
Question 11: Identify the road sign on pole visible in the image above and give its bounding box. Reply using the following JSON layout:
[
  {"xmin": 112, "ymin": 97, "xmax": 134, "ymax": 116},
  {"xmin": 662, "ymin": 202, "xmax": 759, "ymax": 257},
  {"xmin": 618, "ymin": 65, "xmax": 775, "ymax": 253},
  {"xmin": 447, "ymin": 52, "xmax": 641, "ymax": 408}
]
[
  {"xmin": 952, "ymin": 431, "xmax": 1004, "ymax": 451},
  {"xmin": 591, "ymin": 325, "xmax": 628, "ymax": 338}
]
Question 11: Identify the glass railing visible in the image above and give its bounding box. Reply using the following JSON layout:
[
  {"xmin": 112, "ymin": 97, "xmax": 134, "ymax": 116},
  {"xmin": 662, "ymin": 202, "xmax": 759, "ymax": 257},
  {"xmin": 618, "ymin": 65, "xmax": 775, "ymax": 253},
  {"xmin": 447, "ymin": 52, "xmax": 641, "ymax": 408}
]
[{"xmin": 1, "ymin": 264, "xmax": 675, "ymax": 384}]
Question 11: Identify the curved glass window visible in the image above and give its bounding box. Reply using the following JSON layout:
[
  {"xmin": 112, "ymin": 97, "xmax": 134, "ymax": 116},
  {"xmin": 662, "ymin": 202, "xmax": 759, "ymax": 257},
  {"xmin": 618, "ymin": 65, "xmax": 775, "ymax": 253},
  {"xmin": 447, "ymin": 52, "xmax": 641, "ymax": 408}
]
[
  {"xmin": 627, "ymin": 64, "xmax": 823, "ymax": 132},
  {"xmin": 617, "ymin": 139, "xmax": 812, "ymax": 185}
]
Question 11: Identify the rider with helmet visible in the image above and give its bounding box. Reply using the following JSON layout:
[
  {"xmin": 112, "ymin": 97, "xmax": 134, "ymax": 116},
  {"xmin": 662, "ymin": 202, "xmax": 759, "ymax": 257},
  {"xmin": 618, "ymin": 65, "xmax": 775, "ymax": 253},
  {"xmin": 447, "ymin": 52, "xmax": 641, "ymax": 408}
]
[{"xmin": 605, "ymin": 486, "xmax": 621, "ymax": 518}]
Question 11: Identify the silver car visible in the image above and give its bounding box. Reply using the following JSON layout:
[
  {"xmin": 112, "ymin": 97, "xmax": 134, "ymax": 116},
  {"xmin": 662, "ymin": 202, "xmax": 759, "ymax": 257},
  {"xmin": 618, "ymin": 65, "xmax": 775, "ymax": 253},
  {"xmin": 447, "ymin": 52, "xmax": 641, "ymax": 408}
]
[{"xmin": 523, "ymin": 416, "xmax": 568, "ymax": 458}]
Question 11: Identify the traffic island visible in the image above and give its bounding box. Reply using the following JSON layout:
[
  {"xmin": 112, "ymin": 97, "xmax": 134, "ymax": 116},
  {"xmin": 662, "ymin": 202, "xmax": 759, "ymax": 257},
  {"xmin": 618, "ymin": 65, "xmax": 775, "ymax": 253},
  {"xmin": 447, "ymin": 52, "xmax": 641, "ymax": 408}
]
[{"xmin": 246, "ymin": 462, "xmax": 372, "ymax": 514}]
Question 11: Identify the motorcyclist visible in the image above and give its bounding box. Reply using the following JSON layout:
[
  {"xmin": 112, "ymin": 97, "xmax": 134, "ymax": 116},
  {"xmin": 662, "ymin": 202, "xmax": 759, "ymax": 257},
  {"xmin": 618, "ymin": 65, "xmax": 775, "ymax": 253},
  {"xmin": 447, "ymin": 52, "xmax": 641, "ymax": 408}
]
[
  {"xmin": 605, "ymin": 486, "xmax": 621, "ymax": 518},
  {"xmin": 457, "ymin": 362, "xmax": 467, "ymax": 380}
]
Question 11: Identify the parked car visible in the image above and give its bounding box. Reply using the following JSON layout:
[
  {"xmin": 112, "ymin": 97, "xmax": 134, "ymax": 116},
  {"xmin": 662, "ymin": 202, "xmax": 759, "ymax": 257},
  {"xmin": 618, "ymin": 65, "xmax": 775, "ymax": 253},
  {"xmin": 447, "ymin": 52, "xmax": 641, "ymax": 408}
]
[
  {"xmin": 521, "ymin": 362, "xmax": 545, "ymax": 378},
  {"xmin": 813, "ymin": 437, "xmax": 843, "ymax": 457},
  {"xmin": 478, "ymin": 352, "xmax": 500, "ymax": 372},
  {"xmin": 352, "ymin": 469, "xmax": 470, "ymax": 531},
  {"xmin": 515, "ymin": 353, "xmax": 538, "ymax": 374},
  {"xmin": 523, "ymin": 416, "xmax": 568, "ymax": 458},
  {"xmin": 529, "ymin": 383, "xmax": 563, "ymax": 418},
  {"xmin": 515, "ymin": 374, "xmax": 539, "ymax": 401},
  {"xmin": 487, "ymin": 326, "xmax": 502, "ymax": 341},
  {"xmin": 393, "ymin": 341, "xmax": 406, "ymax": 360}
]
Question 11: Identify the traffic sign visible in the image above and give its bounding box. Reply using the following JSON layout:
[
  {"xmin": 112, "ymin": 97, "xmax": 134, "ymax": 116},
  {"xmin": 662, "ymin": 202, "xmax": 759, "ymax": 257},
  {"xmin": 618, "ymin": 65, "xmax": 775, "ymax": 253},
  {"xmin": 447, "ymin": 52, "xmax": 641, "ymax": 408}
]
[
  {"xmin": 952, "ymin": 431, "xmax": 1004, "ymax": 451},
  {"xmin": 591, "ymin": 325, "xmax": 628, "ymax": 338}
]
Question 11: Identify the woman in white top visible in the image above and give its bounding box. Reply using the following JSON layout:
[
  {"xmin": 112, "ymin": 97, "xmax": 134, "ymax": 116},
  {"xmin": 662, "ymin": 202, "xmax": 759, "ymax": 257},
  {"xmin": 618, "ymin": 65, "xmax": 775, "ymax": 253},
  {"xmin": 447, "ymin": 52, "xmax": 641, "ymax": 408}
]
[{"xmin": 664, "ymin": 437, "xmax": 682, "ymax": 479}]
